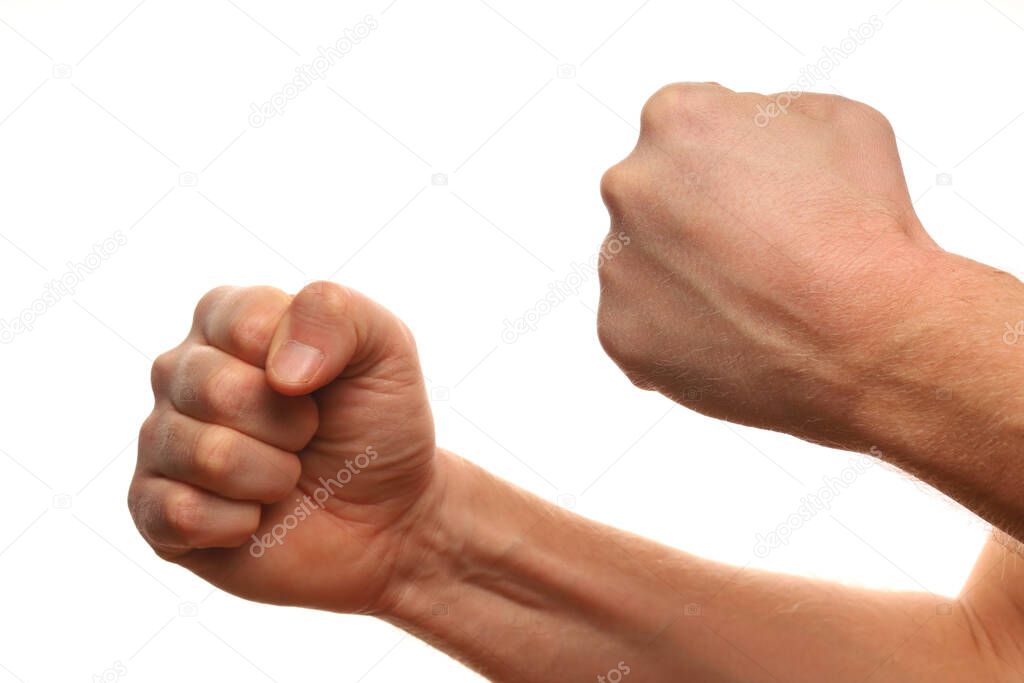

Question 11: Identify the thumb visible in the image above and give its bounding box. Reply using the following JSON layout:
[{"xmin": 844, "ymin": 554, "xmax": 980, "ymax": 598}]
[{"xmin": 265, "ymin": 281, "xmax": 411, "ymax": 396}]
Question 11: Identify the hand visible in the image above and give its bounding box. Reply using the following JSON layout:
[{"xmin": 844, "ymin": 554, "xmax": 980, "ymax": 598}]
[
  {"xmin": 596, "ymin": 82, "xmax": 946, "ymax": 447},
  {"xmin": 128, "ymin": 282, "xmax": 441, "ymax": 614}
]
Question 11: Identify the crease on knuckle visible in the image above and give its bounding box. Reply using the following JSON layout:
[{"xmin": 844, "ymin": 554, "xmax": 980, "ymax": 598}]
[
  {"xmin": 203, "ymin": 362, "xmax": 249, "ymax": 420},
  {"xmin": 229, "ymin": 312, "xmax": 275, "ymax": 358},
  {"xmin": 164, "ymin": 488, "xmax": 203, "ymax": 539},
  {"xmin": 292, "ymin": 280, "xmax": 352, "ymax": 329},
  {"xmin": 194, "ymin": 426, "xmax": 237, "ymax": 482},
  {"xmin": 225, "ymin": 287, "xmax": 289, "ymax": 355}
]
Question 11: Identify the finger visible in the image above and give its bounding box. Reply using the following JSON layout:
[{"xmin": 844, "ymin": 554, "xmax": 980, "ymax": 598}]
[
  {"xmin": 140, "ymin": 410, "xmax": 301, "ymax": 504},
  {"xmin": 163, "ymin": 344, "xmax": 318, "ymax": 451},
  {"xmin": 192, "ymin": 286, "xmax": 292, "ymax": 367},
  {"xmin": 265, "ymin": 281, "xmax": 421, "ymax": 396},
  {"xmin": 128, "ymin": 476, "xmax": 260, "ymax": 557}
]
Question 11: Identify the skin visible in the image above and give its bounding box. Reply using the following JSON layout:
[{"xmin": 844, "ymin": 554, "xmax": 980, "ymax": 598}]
[{"xmin": 130, "ymin": 83, "xmax": 1024, "ymax": 680}]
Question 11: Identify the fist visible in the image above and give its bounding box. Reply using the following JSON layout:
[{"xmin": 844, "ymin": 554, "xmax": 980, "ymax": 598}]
[
  {"xmin": 128, "ymin": 282, "xmax": 439, "ymax": 614},
  {"xmin": 597, "ymin": 83, "xmax": 943, "ymax": 446}
]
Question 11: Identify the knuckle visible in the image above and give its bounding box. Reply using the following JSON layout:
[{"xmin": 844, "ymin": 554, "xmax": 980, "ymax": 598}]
[
  {"xmin": 600, "ymin": 162, "xmax": 646, "ymax": 215},
  {"xmin": 598, "ymin": 230, "xmax": 632, "ymax": 266},
  {"xmin": 836, "ymin": 97, "xmax": 893, "ymax": 132},
  {"xmin": 641, "ymin": 83, "xmax": 687, "ymax": 128},
  {"xmin": 164, "ymin": 488, "xmax": 203, "ymax": 538},
  {"xmin": 622, "ymin": 367, "xmax": 657, "ymax": 391},
  {"xmin": 150, "ymin": 350, "xmax": 176, "ymax": 393},
  {"xmin": 596, "ymin": 308, "xmax": 651, "ymax": 390},
  {"xmin": 785, "ymin": 92, "xmax": 839, "ymax": 120},
  {"xmin": 640, "ymin": 82, "xmax": 722, "ymax": 133},
  {"xmin": 193, "ymin": 286, "xmax": 235, "ymax": 325},
  {"xmin": 861, "ymin": 105, "xmax": 894, "ymax": 134},
  {"xmin": 219, "ymin": 286, "xmax": 290, "ymax": 358},
  {"xmin": 595, "ymin": 230, "xmax": 633, "ymax": 287},
  {"xmin": 173, "ymin": 343, "xmax": 204, "ymax": 395},
  {"xmin": 596, "ymin": 308, "xmax": 628, "ymax": 363},
  {"xmin": 202, "ymin": 362, "xmax": 249, "ymax": 419},
  {"xmin": 126, "ymin": 482, "xmax": 144, "ymax": 525},
  {"xmin": 229, "ymin": 317, "xmax": 272, "ymax": 358},
  {"xmin": 292, "ymin": 280, "xmax": 352, "ymax": 327},
  {"xmin": 395, "ymin": 318, "xmax": 418, "ymax": 352},
  {"xmin": 138, "ymin": 412, "xmax": 160, "ymax": 451},
  {"xmin": 193, "ymin": 427, "xmax": 238, "ymax": 481}
]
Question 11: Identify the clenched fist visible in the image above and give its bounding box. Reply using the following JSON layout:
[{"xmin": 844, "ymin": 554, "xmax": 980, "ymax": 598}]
[
  {"xmin": 597, "ymin": 82, "xmax": 946, "ymax": 447},
  {"xmin": 128, "ymin": 282, "xmax": 440, "ymax": 614}
]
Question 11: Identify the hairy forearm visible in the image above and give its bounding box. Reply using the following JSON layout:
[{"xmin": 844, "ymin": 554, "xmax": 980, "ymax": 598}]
[
  {"xmin": 850, "ymin": 252, "xmax": 1024, "ymax": 540},
  {"xmin": 380, "ymin": 450, "xmax": 991, "ymax": 681}
]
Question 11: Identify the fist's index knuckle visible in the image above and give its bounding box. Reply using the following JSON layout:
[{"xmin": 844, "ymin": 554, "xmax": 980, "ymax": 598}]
[
  {"xmin": 641, "ymin": 82, "xmax": 724, "ymax": 134},
  {"xmin": 600, "ymin": 162, "xmax": 646, "ymax": 215},
  {"xmin": 227, "ymin": 311, "xmax": 276, "ymax": 359},
  {"xmin": 151, "ymin": 350, "xmax": 176, "ymax": 393},
  {"xmin": 193, "ymin": 286, "xmax": 235, "ymax": 326},
  {"xmin": 214, "ymin": 286, "xmax": 290, "ymax": 361},
  {"xmin": 291, "ymin": 280, "xmax": 353, "ymax": 329},
  {"xmin": 834, "ymin": 97, "xmax": 893, "ymax": 133}
]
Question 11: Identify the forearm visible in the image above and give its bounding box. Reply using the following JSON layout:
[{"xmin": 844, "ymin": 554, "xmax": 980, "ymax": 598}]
[
  {"xmin": 380, "ymin": 450, "xmax": 988, "ymax": 681},
  {"xmin": 850, "ymin": 251, "xmax": 1024, "ymax": 540}
]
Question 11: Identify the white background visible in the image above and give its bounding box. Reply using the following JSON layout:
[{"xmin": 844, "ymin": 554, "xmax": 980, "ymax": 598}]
[{"xmin": 1, "ymin": 0, "xmax": 1022, "ymax": 680}]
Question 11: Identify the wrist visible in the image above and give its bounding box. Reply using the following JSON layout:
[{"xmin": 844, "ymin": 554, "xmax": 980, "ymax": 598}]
[
  {"xmin": 374, "ymin": 449, "xmax": 557, "ymax": 623},
  {"xmin": 374, "ymin": 451, "xmax": 585, "ymax": 681},
  {"xmin": 372, "ymin": 450, "xmax": 689, "ymax": 681},
  {"xmin": 848, "ymin": 249, "xmax": 1024, "ymax": 519}
]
